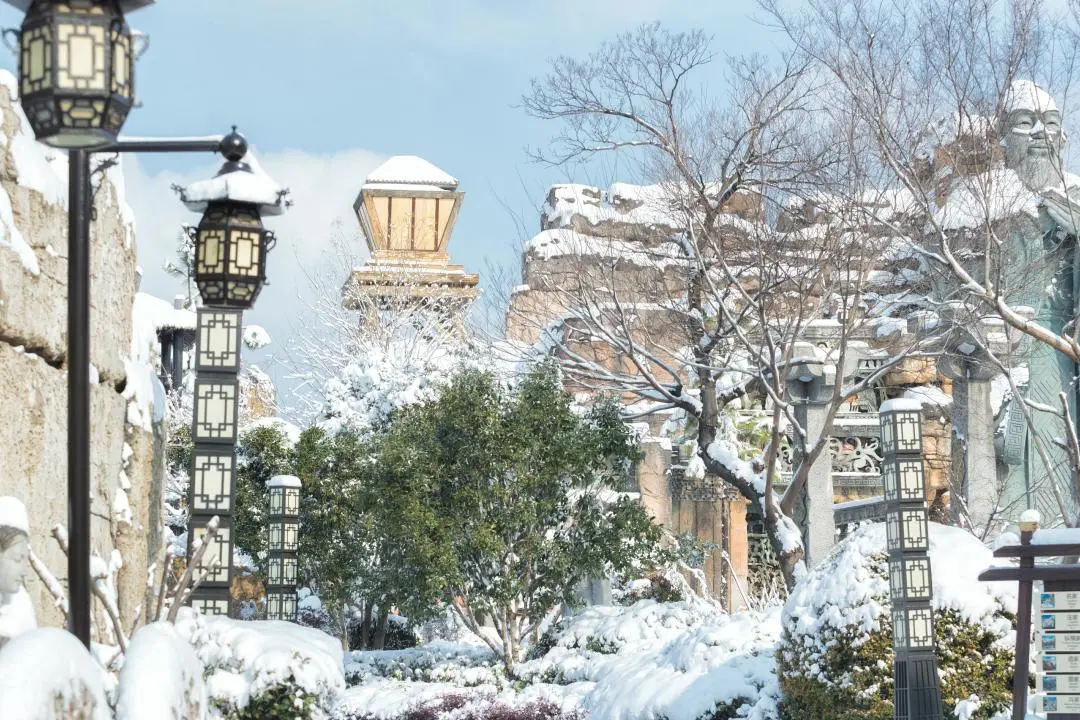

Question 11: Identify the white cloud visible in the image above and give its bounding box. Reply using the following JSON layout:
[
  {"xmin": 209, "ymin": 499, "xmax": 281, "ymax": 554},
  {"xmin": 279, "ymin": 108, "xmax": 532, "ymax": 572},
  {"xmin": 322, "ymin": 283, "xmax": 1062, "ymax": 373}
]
[{"xmin": 123, "ymin": 146, "xmax": 385, "ymax": 413}]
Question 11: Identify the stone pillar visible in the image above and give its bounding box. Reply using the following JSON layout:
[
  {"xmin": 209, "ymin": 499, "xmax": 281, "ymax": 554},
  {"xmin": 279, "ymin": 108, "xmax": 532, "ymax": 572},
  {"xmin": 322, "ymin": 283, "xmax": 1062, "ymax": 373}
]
[
  {"xmin": 794, "ymin": 397, "xmax": 835, "ymax": 568},
  {"xmin": 938, "ymin": 352, "xmax": 997, "ymax": 530}
]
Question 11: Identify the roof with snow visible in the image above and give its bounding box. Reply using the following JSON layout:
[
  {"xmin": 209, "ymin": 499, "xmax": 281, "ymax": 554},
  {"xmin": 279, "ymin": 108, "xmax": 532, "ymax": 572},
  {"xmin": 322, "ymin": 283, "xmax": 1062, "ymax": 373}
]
[
  {"xmin": 177, "ymin": 151, "xmax": 288, "ymax": 216},
  {"xmin": 364, "ymin": 155, "xmax": 458, "ymax": 191}
]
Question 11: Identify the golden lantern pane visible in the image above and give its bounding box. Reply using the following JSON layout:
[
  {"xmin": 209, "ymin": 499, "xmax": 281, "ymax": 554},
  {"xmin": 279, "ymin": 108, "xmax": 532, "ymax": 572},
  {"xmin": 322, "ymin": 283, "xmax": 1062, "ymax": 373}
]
[
  {"xmin": 191, "ymin": 453, "xmax": 234, "ymax": 513},
  {"xmin": 389, "ymin": 196, "xmax": 413, "ymax": 250},
  {"xmin": 198, "ymin": 229, "xmax": 225, "ymax": 273},
  {"xmin": 413, "ymin": 197, "xmax": 437, "ymax": 251},
  {"xmin": 196, "ymin": 309, "xmax": 242, "ymax": 371},
  {"xmin": 193, "ymin": 380, "xmax": 238, "ymax": 443},
  {"xmin": 436, "ymin": 197, "xmax": 456, "ymax": 248}
]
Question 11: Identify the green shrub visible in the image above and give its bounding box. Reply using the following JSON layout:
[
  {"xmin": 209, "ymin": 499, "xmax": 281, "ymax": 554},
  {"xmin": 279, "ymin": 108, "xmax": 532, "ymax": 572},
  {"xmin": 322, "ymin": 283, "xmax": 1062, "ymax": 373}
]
[{"xmin": 214, "ymin": 674, "xmax": 318, "ymax": 720}]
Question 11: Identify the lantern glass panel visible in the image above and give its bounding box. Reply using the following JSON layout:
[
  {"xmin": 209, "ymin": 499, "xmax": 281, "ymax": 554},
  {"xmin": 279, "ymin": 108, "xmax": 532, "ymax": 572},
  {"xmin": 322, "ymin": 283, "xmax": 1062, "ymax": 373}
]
[
  {"xmin": 269, "ymin": 523, "xmax": 283, "ymax": 549},
  {"xmin": 227, "ymin": 229, "xmax": 261, "ymax": 277},
  {"xmin": 900, "ymin": 509, "xmax": 929, "ymax": 551},
  {"xmin": 196, "ymin": 310, "xmax": 242, "ymax": 371},
  {"xmin": 894, "ymin": 411, "xmax": 922, "ymax": 452},
  {"xmin": 193, "ymin": 381, "xmax": 237, "ymax": 442},
  {"xmin": 907, "ymin": 607, "xmax": 935, "ymax": 648},
  {"xmin": 267, "ymin": 556, "xmax": 283, "ymax": 585},
  {"xmin": 284, "ymin": 522, "xmax": 299, "ymax": 552},
  {"xmin": 192, "ymin": 453, "xmax": 234, "ymax": 513},
  {"xmin": 889, "ymin": 559, "xmax": 905, "ymax": 602},
  {"xmin": 882, "ymin": 461, "xmax": 899, "ymax": 502},
  {"xmin": 283, "ymin": 595, "xmax": 297, "ymax": 619},
  {"xmin": 192, "ymin": 525, "xmax": 231, "ymax": 585},
  {"xmin": 266, "ymin": 592, "xmax": 282, "ymax": 619},
  {"xmin": 897, "ymin": 459, "xmax": 925, "ymax": 501},
  {"xmin": 892, "ymin": 608, "xmax": 908, "ymax": 649},
  {"xmin": 192, "ymin": 597, "xmax": 230, "ymax": 617},
  {"xmin": 880, "ymin": 414, "xmax": 894, "ymax": 454},
  {"xmin": 284, "ymin": 557, "xmax": 298, "ymax": 584},
  {"xmin": 886, "ymin": 513, "xmax": 902, "ymax": 552},
  {"xmin": 285, "ymin": 487, "xmax": 301, "ymax": 516},
  {"xmin": 269, "ymin": 487, "xmax": 284, "ymax": 515},
  {"xmin": 56, "ymin": 22, "xmax": 108, "ymax": 91},
  {"xmin": 904, "ymin": 558, "xmax": 932, "ymax": 600}
]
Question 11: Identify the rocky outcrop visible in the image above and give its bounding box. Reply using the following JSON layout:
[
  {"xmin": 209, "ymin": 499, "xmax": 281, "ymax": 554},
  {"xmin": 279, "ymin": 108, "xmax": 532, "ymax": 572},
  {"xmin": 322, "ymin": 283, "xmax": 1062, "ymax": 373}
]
[{"xmin": 0, "ymin": 73, "xmax": 158, "ymax": 634}]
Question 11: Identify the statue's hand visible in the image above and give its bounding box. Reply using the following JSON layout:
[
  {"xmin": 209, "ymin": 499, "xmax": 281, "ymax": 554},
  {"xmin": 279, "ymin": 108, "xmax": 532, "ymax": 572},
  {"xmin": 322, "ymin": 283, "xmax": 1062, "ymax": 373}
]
[{"xmin": 1041, "ymin": 186, "xmax": 1080, "ymax": 234}]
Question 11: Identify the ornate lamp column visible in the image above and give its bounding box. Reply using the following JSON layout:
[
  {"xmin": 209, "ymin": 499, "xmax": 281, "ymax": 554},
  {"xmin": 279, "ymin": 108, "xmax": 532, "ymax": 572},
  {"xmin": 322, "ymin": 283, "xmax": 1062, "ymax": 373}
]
[
  {"xmin": 879, "ymin": 399, "xmax": 943, "ymax": 720},
  {"xmin": 266, "ymin": 475, "xmax": 301, "ymax": 621},
  {"xmin": 185, "ymin": 307, "xmax": 242, "ymax": 615},
  {"xmin": 786, "ymin": 341, "xmax": 834, "ymax": 567},
  {"xmin": 178, "ymin": 134, "xmax": 289, "ymax": 617}
]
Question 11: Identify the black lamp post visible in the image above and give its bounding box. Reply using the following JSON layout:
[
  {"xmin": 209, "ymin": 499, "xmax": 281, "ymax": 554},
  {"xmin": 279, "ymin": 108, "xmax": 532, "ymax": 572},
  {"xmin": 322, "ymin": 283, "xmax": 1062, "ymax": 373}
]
[
  {"xmin": 879, "ymin": 399, "xmax": 943, "ymax": 720},
  {"xmin": 176, "ymin": 152, "xmax": 286, "ymax": 618},
  {"xmin": 0, "ymin": 0, "xmax": 278, "ymax": 648}
]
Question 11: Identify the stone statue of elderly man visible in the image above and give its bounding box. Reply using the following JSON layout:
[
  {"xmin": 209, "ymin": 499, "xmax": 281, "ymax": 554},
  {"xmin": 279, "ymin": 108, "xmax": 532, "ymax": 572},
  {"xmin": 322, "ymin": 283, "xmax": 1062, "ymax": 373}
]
[
  {"xmin": 996, "ymin": 80, "xmax": 1080, "ymax": 526},
  {"xmin": 0, "ymin": 496, "xmax": 36, "ymax": 649}
]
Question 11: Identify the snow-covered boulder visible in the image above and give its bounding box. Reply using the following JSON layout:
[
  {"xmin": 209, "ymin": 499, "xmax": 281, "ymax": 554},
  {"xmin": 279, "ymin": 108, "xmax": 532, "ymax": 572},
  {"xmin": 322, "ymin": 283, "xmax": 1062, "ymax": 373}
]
[
  {"xmin": 0, "ymin": 627, "xmax": 110, "ymax": 719},
  {"xmin": 115, "ymin": 622, "xmax": 208, "ymax": 720},
  {"xmin": 776, "ymin": 523, "xmax": 1017, "ymax": 720}
]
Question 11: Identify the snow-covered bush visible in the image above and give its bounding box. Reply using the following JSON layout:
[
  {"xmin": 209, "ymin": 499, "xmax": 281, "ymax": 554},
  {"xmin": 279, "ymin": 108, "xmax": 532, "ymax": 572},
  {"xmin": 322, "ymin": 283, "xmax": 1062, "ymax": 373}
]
[
  {"xmin": 115, "ymin": 623, "xmax": 207, "ymax": 720},
  {"xmin": 776, "ymin": 523, "xmax": 1016, "ymax": 720},
  {"xmin": 175, "ymin": 608, "xmax": 345, "ymax": 719},
  {"xmin": 0, "ymin": 628, "xmax": 111, "ymax": 720},
  {"xmin": 333, "ymin": 695, "xmax": 581, "ymax": 720},
  {"xmin": 344, "ymin": 641, "xmax": 504, "ymax": 688}
]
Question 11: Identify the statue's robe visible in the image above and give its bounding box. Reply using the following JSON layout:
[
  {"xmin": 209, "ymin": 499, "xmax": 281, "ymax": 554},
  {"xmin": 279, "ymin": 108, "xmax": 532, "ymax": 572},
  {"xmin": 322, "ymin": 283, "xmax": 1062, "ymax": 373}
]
[{"xmin": 1001, "ymin": 207, "xmax": 1080, "ymax": 524}]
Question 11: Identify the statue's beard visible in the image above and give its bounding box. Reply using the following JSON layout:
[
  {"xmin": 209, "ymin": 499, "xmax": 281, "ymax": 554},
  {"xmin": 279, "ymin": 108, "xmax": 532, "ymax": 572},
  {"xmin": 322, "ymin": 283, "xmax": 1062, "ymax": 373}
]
[{"xmin": 1006, "ymin": 144, "xmax": 1063, "ymax": 191}]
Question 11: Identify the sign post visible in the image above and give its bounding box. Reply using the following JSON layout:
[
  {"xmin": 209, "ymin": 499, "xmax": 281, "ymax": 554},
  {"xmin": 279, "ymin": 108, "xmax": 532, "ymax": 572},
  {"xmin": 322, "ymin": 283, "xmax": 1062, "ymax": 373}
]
[{"xmin": 979, "ymin": 511, "xmax": 1080, "ymax": 719}]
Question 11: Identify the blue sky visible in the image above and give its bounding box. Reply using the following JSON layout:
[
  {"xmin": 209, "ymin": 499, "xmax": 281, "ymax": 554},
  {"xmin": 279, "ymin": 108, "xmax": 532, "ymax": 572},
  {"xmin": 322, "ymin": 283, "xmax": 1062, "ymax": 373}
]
[{"xmin": 0, "ymin": 1, "xmax": 781, "ymax": 416}]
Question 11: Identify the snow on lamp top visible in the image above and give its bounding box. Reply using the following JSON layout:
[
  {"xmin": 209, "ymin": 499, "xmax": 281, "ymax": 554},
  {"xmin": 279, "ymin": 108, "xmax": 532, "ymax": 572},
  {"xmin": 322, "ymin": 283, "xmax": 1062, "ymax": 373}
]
[
  {"xmin": 0, "ymin": 497, "xmax": 28, "ymax": 536},
  {"xmin": 178, "ymin": 151, "xmax": 288, "ymax": 216},
  {"xmin": 268, "ymin": 475, "xmax": 302, "ymax": 489},
  {"xmin": 363, "ymin": 155, "xmax": 458, "ymax": 192}
]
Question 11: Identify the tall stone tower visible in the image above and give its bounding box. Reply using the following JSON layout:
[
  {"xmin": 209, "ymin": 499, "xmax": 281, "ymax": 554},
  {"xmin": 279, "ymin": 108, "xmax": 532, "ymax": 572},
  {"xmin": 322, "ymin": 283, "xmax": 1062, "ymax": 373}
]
[{"xmin": 343, "ymin": 156, "xmax": 479, "ymax": 329}]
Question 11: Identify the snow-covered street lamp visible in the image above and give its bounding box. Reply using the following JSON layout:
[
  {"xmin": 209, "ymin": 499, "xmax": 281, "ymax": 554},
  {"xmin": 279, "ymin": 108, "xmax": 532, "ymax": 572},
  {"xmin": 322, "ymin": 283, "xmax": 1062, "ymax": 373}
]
[
  {"xmin": 0, "ymin": 0, "xmax": 284, "ymax": 648},
  {"xmin": 2, "ymin": 0, "xmax": 151, "ymax": 148},
  {"xmin": 266, "ymin": 475, "xmax": 301, "ymax": 621},
  {"xmin": 879, "ymin": 399, "xmax": 943, "ymax": 720},
  {"xmin": 177, "ymin": 131, "xmax": 286, "ymax": 308},
  {"xmin": 177, "ymin": 144, "xmax": 288, "ymax": 618}
]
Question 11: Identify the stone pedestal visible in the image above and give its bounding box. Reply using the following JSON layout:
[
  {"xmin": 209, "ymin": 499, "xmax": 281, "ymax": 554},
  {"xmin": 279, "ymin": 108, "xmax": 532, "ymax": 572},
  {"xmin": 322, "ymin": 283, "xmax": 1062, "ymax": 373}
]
[{"xmin": 794, "ymin": 399, "xmax": 835, "ymax": 568}]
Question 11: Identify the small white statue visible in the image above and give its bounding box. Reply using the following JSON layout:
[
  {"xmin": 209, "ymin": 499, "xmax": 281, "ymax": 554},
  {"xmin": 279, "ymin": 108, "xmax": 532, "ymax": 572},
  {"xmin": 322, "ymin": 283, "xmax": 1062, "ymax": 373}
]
[{"xmin": 0, "ymin": 496, "xmax": 36, "ymax": 649}]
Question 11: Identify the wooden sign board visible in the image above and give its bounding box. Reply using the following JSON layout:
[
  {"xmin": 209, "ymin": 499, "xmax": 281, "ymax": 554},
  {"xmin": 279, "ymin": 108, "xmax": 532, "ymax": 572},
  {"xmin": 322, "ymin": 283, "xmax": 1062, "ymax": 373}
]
[
  {"xmin": 1043, "ymin": 613, "xmax": 1080, "ymax": 632},
  {"xmin": 1037, "ymin": 694, "xmax": 1080, "ymax": 713},
  {"xmin": 1041, "ymin": 634, "xmax": 1080, "ymax": 653},
  {"xmin": 1038, "ymin": 673, "xmax": 1080, "ymax": 694},
  {"xmin": 1040, "ymin": 654, "xmax": 1080, "ymax": 674}
]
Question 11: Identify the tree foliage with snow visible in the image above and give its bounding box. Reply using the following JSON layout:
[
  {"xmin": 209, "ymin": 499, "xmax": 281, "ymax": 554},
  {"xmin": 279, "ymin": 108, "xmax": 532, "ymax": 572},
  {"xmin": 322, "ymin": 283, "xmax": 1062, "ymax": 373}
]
[{"xmin": 363, "ymin": 362, "xmax": 668, "ymax": 673}]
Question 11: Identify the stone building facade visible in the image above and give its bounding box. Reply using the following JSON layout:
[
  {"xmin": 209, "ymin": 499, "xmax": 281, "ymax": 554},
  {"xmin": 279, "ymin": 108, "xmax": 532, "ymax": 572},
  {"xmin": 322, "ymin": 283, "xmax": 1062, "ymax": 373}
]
[
  {"xmin": 0, "ymin": 75, "xmax": 160, "ymax": 636},
  {"xmin": 507, "ymin": 180, "xmax": 957, "ymax": 607}
]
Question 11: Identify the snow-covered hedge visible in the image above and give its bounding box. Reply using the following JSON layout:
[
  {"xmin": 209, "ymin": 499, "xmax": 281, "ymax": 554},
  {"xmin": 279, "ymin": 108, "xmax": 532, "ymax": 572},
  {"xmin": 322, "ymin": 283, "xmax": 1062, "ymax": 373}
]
[
  {"xmin": 175, "ymin": 608, "xmax": 346, "ymax": 719},
  {"xmin": 776, "ymin": 523, "xmax": 1017, "ymax": 720}
]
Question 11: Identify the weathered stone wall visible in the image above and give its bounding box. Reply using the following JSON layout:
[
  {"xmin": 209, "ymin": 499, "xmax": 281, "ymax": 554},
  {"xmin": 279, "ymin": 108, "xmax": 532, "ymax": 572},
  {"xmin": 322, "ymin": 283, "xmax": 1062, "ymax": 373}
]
[{"xmin": 0, "ymin": 79, "xmax": 157, "ymax": 635}]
